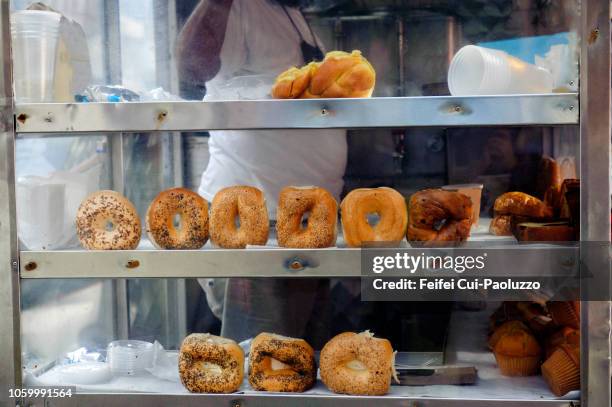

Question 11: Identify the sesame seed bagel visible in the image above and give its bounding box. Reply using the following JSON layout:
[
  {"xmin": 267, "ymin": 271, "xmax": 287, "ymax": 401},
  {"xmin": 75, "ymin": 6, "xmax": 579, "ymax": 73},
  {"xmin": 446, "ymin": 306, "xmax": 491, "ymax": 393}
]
[
  {"xmin": 248, "ymin": 333, "xmax": 316, "ymax": 392},
  {"xmin": 146, "ymin": 188, "xmax": 209, "ymax": 249},
  {"xmin": 76, "ymin": 190, "xmax": 141, "ymax": 250},
  {"xmin": 320, "ymin": 331, "xmax": 396, "ymax": 396},
  {"xmin": 276, "ymin": 186, "xmax": 338, "ymax": 248},
  {"xmin": 179, "ymin": 333, "xmax": 244, "ymax": 393},
  {"xmin": 209, "ymin": 186, "xmax": 269, "ymax": 249},
  {"xmin": 340, "ymin": 187, "xmax": 408, "ymax": 247}
]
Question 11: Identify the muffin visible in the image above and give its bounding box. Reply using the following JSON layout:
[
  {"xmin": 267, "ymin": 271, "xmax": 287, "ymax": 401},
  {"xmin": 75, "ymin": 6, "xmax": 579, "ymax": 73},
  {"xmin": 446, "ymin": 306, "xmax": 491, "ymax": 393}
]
[
  {"xmin": 545, "ymin": 327, "xmax": 580, "ymax": 358},
  {"xmin": 493, "ymin": 329, "xmax": 542, "ymax": 376},
  {"xmin": 488, "ymin": 320, "xmax": 529, "ymax": 350},
  {"xmin": 547, "ymin": 301, "xmax": 580, "ymax": 329},
  {"xmin": 542, "ymin": 344, "xmax": 580, "ymax": 396}
]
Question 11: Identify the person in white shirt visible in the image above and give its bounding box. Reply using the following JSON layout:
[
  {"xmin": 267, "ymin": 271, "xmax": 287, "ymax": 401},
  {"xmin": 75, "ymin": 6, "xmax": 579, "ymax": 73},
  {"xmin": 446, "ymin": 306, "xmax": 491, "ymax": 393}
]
[{"xmin": 178, "ymin": 0, "xmax": 346, "ymax": 347}]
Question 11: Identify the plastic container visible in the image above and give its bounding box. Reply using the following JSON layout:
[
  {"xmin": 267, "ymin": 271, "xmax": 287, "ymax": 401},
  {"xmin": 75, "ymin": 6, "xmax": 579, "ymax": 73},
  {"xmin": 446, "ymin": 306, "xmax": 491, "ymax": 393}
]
[
  {"xmin": 55, "ymin": 362, "xmax": 112, "ymax": 385},
  {"xmin": 107, "ymin": 340, "xmax": 154, "ymax": 376},
  {"xmin": 448, "ymin": 45, "xmax": 554, "ymax": 96},
  {"xmin": 442, "ymin": 183, "xmax": 483, "ymax": 228},
  {"xmin": 10, "ymin": 10, "xmax": 61, "ymax": 103}
]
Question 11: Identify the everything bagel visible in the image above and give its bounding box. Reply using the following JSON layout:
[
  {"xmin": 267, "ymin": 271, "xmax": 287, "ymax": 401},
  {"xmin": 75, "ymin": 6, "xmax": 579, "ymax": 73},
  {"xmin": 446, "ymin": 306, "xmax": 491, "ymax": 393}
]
[
  {"xmin": 248, "ymin": 332, "xmax": 316, "ymax": 392},
  {"xmin": 179, "ymin": 333, "xmax": 244, "ymax": 393}
]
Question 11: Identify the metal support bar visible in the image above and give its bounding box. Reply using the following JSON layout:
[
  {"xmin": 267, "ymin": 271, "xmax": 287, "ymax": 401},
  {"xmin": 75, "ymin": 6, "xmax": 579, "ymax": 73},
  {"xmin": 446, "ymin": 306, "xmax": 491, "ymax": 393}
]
[
  {"xmin": 579, "ymin": 1, "xmax": 612, "ymax": 407},
  {"xmin": 19, "ymin": 245, "xmax": 576, "ymax": 279},
  {"xmin": 110, "ymin": 133, "xmax": 130, "ymax": 340},
  {"xmin": 13, "ymin": 94, "xmax": 579, "ymax": 134},
  {"xmin": 0, "ymin": 0, "xmax": 20, "ymax": 403},
  {"xmin": 25, "ymin": 394, "xmax": 578, "ymax": 407},
  {"xmin": 103, "ymin": 0, "xmax": 122, "ymax": 85}
]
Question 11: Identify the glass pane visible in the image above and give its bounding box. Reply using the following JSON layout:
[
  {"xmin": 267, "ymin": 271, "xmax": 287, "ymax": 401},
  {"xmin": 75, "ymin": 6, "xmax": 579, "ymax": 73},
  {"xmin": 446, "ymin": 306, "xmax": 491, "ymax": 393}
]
[
  {"xmin": 9, "ymin": 0, "xmax": 579, "ymax": 101},
  {"xmin": 15, "ymin": 135, "xmax": 110, "ymax": 250},
  {"xmin": 11, "ymin": 0, "xmax": 586, "ymax": 402}
]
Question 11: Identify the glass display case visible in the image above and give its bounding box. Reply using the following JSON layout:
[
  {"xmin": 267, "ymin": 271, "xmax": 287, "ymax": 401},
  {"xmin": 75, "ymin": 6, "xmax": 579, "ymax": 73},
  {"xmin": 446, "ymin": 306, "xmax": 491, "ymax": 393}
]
[{"xmin": 0, "ymin": 0, "xmax": 610, "ymax": 406}]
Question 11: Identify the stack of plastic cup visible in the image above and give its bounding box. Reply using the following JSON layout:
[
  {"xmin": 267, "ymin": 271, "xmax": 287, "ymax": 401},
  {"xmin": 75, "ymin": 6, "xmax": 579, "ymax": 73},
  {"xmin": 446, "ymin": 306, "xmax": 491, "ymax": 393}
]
[
  {"xmin": 448, "ymin": 45, "xmax": 554, "ymax": 96},
  {"xmin": 107, "ymin": 340, "xmax": 154, "ymax": 376},
  {"xmin": 10, "ymin": 10, "xmax": 61, "ymax": 103}
]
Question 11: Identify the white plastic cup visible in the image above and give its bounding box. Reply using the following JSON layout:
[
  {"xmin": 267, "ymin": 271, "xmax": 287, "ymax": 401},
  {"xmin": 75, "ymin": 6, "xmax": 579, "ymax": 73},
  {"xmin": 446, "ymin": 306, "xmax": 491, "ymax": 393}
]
[
  {"xmin": 16, "ymin": 179, "xmax": 65, "ymax": 250},
  {"xmin": 107, "ymin": 340, "xmax": 154, "ymax": 376},
  {"xmin": 448, "ymin": 45, "xmax": 554, "ymax": 96},
  {"xmin": 11, "ymin": 10, "xmax": 61, "ymax": 103}
]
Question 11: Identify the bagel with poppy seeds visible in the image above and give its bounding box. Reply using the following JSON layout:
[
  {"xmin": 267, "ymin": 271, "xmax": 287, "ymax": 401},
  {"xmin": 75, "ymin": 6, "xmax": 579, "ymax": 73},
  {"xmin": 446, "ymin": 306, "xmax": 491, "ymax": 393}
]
[
  {"xmin": 76, "ymin": 190, "xmax": 141, "ymax": 250},
  {"xmin": 146, "ymin": 188, "xmax": 209, "ymax": 249},
  {"xmin": 179, "ymin": 333, "xmax": 244, "ymax": 393},
  {"xmin": 248, "ymin": 333, "xmax": 316, "ymax": 392}
]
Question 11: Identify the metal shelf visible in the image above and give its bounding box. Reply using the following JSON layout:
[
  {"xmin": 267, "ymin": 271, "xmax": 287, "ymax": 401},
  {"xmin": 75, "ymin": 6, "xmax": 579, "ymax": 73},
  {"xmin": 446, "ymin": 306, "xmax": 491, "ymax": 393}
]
[
  {"xmin": 20, "ymin": 243, "xmax": 577, "ymax": 279},
  {"xmin": 20, "ymin": 393, "xmax": 576, "ymax": 407},
  {"xmin": 14, "ymin": 94, "xmax": 578, "ymax": 134},
  {"xmin": 26, "ymin": 307, "xmax": 578, "ymax": 407}
]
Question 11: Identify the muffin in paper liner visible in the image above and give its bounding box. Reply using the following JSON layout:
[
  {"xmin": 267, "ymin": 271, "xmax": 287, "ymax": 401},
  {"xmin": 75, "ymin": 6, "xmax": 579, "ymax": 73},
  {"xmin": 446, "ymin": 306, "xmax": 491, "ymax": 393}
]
[
  {"xmin": 494, "ymin": 354, "xmax": 541, "ymax": 376},
  {"xmin": 542, "ymin": 344, "xmax": 580, "ymax": 396},
  {"xmin": 547, "ymin": 301, "xmax": 579, "ymax": 329},
  {"xmin": 488, "ymin": 320, "xmax": 529, "ymax": 351},
  {"xmin": 545, "ymin": 327, "xmax": 580, "ymax": 358},
  {"xmin": 493, "ymin": 329, "xmax": 541, "ymax": 377}
]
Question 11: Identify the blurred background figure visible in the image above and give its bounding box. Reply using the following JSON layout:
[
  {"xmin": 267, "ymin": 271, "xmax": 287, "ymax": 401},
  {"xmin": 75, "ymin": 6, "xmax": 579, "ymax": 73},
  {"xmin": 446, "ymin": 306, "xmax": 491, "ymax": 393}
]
[{"xmin": 177, "ymin": 0, "xmax": 347, "ymax": 347}]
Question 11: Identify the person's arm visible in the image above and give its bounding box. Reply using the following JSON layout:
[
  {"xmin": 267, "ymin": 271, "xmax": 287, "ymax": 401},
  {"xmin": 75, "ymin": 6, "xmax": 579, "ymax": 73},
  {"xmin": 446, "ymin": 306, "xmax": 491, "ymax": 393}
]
[{"xmin": 176, "ymin": 0, "xmax": 235, "ymax": 93}]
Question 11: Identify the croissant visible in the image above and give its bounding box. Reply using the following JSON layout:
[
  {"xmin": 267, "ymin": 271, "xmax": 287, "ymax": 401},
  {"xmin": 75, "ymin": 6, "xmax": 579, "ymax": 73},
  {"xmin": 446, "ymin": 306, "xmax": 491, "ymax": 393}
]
[
  {"xmin": 493, "ymin": 192, "xmax": 553, "ymax": 219},
  {"xmin": 490, "ymin": 191, "xmax": 553, "ymax": 236},
  {"xmin": 271, "ymin": 62, "xmax": 319, "ymax": 99},
  {"xmin": 271, "ymin": 50, "xmax": 376, "ymax": 99}
]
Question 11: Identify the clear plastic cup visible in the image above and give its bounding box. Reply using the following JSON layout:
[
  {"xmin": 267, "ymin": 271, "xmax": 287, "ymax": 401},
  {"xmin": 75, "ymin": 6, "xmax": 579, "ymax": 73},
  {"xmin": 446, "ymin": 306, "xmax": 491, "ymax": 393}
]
[
  {"xmin": 448, "ymin": 45, "xmax": 554, "ymax": 96},
  {"xmin": 10, "ymin": 10, "xmax": 61, "ymax": 103},
  {"xmin": 107, "ymin": 340, "xmax": 154, "ymax": 376}
]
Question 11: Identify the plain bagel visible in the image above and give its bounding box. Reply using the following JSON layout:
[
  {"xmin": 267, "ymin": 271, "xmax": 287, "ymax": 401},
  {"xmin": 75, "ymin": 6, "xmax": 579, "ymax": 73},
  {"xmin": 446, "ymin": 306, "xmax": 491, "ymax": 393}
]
[
  {"xmin": 319, "ymin": 331, "xmax": 397, "ymax": 395},
  {"xmin": 341, "ymin": 187, "xmax": 407, "ymax": 247}
]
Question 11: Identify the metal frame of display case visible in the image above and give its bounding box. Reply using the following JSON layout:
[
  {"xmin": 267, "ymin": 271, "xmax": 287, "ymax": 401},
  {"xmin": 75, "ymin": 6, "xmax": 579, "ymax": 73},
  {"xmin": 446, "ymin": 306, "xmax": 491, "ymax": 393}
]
[
  {"xmin": 1, "ymin": 0, "xmax": 610, "ymax": 406},
  {"xmin": 17, "ymin": 244, "xmax": 577, "ymax": 279},
  {"xmin": 13, "ymin": 94, "xmax": 578, "ymax": 133}
]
